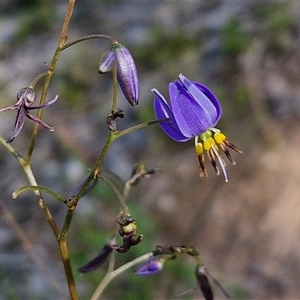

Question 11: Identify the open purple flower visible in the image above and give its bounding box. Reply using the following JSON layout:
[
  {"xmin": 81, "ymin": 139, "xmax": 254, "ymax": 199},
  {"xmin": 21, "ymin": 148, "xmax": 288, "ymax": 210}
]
[
  {"xmin": 99, "ymin": 42, "xmax": 139, "ymax": 106},
  {"xmin": 0, "ymin": 87, "xmax": 58, "ymax": 143},
  {"xmin": 152, "ymin": 74, "xmax": 242, "ymax": 181}
]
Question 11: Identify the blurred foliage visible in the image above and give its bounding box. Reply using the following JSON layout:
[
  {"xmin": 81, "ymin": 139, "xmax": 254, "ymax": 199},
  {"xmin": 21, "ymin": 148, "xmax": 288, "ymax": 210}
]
[
  {"xmin": 136, "ymin": 28, "xmax": 197, "ymax": 69},
  {"xmin": 14, "ymin": 2, "xmax": 57, "ymax": 41},
  {"xmin": 221, "ymin": 18, "xmax": 250, "ymax": 57}
]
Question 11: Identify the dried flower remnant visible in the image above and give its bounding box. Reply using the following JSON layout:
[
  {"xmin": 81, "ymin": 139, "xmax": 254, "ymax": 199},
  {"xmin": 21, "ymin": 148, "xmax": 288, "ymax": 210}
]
[
  {"xmin": 153, "ymin": 74, "xmax": 242, "ymax": 181},
  {"xmin": 106, "ymin": 109, "xmax": 125, "ymax": 131},
  {"xmin": 112, "ymin": 214, "xmax": 143, "ymax": 253},
  {"xmin": 0, "ymin": 87, "xmax": 58, "ymax": 142}
]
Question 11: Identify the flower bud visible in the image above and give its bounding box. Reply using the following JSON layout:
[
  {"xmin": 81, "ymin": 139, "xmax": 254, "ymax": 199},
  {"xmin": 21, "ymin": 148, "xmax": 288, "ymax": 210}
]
[
  {"xmin": 78, "ymin": 236, "xmax": 116, "ymax": 274},
  {"xmin": 195, "ymin": 266, "xmax": 213, "ymax": 300},
  {"xmin": 135, "ymin": 257, "xmax": 165, "ymax": 276},
  {"xmin": 112, "ymin": 42, "xmax": 139, "ymax": 106}
]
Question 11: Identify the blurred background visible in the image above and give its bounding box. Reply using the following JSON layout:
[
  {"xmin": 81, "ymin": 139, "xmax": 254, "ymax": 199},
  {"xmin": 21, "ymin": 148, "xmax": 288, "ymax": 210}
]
[{"xmin": 0, "ymin": 1, "xmax": 300, "ymax": 299}]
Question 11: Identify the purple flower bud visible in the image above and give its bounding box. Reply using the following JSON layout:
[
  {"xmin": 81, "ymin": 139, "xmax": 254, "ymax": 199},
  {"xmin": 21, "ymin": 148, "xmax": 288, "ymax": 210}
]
[
  {"xmin": 112, "ymin": 42, "xmax": 139, "ymax": 106},
  {"xmin": 135, "ymin": 257, "xmax": 164, "ymax": 276}
]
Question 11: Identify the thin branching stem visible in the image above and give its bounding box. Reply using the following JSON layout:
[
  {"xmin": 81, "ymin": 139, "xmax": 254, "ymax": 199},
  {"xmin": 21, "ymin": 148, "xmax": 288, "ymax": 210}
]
[
  {"xmin": 91, "ymin": 252, "xmax": 154, "ymax": 299},
  {"xmin": 99, "ymin": 174, "xmax": 129, "ymax": 215},
  {"xmin": 61, "ymin": 34, "xmax": 118, "ymax": 51},
  {"xmin": 114, "ymin": 118, "xmax": 169, "ymax": 138},
  {"xmin": 26, "ymin": 1, "xmax": 75, "ymax": 162},
  {"xmin": 12, "ymin": 185, "xmax": 68, "ymax": 205}
]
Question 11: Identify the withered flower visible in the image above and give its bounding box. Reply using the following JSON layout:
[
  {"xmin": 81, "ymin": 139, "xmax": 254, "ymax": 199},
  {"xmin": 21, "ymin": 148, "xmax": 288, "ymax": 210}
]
[{"xmin": 0, "ymin": 87, "xmax": 58, "ymax": 142}]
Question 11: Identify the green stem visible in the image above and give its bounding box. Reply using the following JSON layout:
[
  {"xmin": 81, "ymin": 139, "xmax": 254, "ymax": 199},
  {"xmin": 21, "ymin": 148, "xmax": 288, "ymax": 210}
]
[
  {"xmin": 75, "ymin": 131, "xmax": 115, "ymax": 200},
  {"xmin": 12, "ymin": 185, "xmax": 68, "ymax": 205},
  {"xmin": 114, "ymin": 118, "xmax": 169, "ymax": 139},
  {"xmin": 99, "ymin": 175, "xmax": 129, "ymax": 215},
  {"xmin": 0, "ymin": 136, "xmax": 60, "ymax": 237},
  {"xmin": 28, "ymin": 72, "xmax": 47, "ymax": 89},
  {"xmin": 91, "ymin": 252, "xmax": 154, "ymax": 299},
  {"xmin": 61, "ymin": 34, "xmax": 118, "ymax": 51},
  {"xmin": 58, "ymin": 235, "xmax": 77, "ymax": 300},
  {"xmin": 0, "ymin": 136, "xmax": 25, "ymax": 165},
  {"xmin": 26, "ymin": 0, "xmax": 75, "ymax": 163},
  {"xmin": 111, "ymin": 67, "xmax": 118, "ymax": 111}
]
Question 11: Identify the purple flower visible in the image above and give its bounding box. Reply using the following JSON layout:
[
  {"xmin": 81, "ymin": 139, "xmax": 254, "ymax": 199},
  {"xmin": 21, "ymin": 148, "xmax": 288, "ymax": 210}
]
[
  {"xmin": 152, "ymin": 74, "xmax": 242, "ymax": 181},
  {"xmin": 99, "ymin": 43, "xmax": 139, "ymax": 106},
  {"xmin": 135, "ymin": 257, "xmax": 165, "ymax": 276},
  {"xmin": 0, "ymin": 87, "xmax": 58, "ymax": 143}
]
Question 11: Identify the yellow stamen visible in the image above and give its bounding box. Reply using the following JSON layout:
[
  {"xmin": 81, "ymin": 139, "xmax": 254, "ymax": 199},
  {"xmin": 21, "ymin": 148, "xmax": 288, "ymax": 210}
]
[
  {"xmin": 203, "ymin": 139, "xmax": 211, "ymax": 151},
  {"xmin": 208, "ymin": 137, "xmax": 215, "ymax": 145},
  {"xmin": 195, "ymin": 143, "xmax": 203, "ymax": 155},
  {"xmin": 214, "ymin": 132, "xmax": 226, "ymax": 144}
]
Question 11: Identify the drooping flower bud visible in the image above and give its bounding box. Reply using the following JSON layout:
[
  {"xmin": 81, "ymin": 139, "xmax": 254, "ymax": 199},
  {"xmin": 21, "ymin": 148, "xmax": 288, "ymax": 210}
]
[
  {"xmin": 112, "ymin": 42, "xmax": 139, "ymax": 106},
  {"xmin": 195, "ymin": 265, "xmax": 230, "ymax": 300},
  {"xmin": 195, "ymin": 266, "xmax": 214, "ymax": 300},
  {"xmin": 78, "ymin": 236, "xmax": 116, "ymax": 274}
]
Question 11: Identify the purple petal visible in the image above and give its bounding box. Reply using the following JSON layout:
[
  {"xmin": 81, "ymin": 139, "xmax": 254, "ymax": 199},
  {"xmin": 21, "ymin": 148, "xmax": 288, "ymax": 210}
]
[
  {"xmin": 179, "ymin": 74, "xmax": 222, "ymax": 125},
  {"xmin": 0, "ymin": 104, "xmax": 19, "ymax": 113},
  {"xmin": 26, "ymin": 113, "xmax": 54, "ymax": 131},
  {"xmin": 169, "ymin": 79, "xmax": 218, "ymax": 137},
  {"xmin": 152, "ymin": 88, "xmax": 190, "ymax": 142},
  {"xmin": 98, "ymin": 51, "xmax": 117, "ymax": 73},
  {"xmin": 27, "ymin": 95, "xmax": 59, "ymax": 110},
  {"xmin": 193, "ymin": 82, "xmax": 222, "ymax": 124},
  {"xmin": 7, "ymin": 104, "xmax": 27, "ymax": 143}
]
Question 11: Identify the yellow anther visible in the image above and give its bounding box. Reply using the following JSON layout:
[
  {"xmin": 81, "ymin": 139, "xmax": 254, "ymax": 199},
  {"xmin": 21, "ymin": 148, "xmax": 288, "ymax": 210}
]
[
  {"xmin": 208, "ymin": 137, "xmax": 215, "ymax": 145},
  {"xmin": 203, "ymin": 139, "xmax": 211, "ymax": 151},
  {"xmin": 214, "ymin": 132, "xmax": 226, "ymax": 144},
  {"xmin": 195, "ymin": 143, "xmax": 203, "ymax": 155}
]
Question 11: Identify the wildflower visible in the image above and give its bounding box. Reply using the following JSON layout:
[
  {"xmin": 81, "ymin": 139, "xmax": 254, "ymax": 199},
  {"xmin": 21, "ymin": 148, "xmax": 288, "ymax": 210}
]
[
  {"xmin": 0, "ymin": 87, "xmax": 58, "ymax": 143},
  {"xmin": 135, "ymin": 257, "xmax": 165, "ymax": 276},
  {"xmin": 152, "ymin": 74, "xmax": 242, "ymax": 182},
  {"xmin": 78, "ymin": 236, "xmax": 116, "ymax": 274},
  {"xmin": 99, "ymin": 42, "xmax": 139, "ymax": 106}
]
